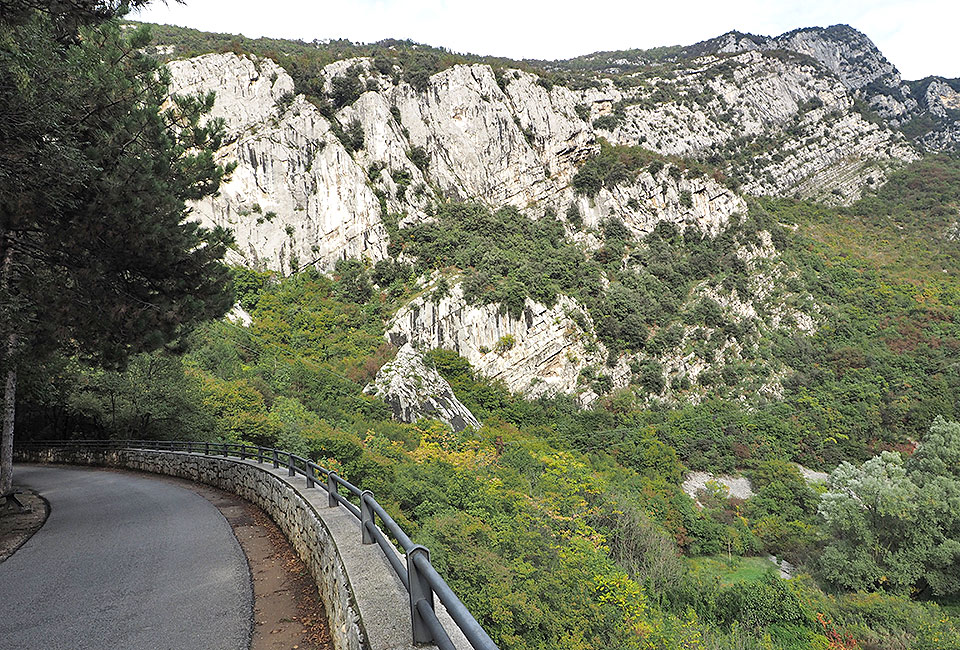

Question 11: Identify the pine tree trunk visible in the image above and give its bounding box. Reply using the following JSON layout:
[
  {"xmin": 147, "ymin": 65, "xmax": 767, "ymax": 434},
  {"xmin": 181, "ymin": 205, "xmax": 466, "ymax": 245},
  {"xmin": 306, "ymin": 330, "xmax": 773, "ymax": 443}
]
[
  {"xmin": 0, "ymin": 343, "xmax": 15, "ymax": 496},
  {"xmin": 0, "ymin": 236, "xmax": 16, "ymax": 496}
]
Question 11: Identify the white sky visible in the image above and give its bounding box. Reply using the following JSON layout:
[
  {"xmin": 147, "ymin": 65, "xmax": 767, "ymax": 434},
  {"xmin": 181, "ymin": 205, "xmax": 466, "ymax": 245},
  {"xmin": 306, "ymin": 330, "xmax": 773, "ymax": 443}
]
[{"xmin": 133, "ymin": 0, "xmax": 960, "ymax": 80}]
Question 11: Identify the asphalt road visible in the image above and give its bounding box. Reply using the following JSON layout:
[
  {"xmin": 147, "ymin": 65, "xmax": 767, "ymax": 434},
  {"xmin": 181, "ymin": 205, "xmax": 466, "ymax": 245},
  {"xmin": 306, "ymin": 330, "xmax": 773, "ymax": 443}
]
[{"xmin": 0, "ymin": 464, "xmax": 252, "ymax": 650}]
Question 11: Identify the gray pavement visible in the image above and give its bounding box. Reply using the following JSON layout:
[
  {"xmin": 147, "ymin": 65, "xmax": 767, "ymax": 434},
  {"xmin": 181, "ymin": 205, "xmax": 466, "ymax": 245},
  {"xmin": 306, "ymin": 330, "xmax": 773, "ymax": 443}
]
[{"xmin": 0, "ymin": 464, "xmax": 252, "ymax": 650}]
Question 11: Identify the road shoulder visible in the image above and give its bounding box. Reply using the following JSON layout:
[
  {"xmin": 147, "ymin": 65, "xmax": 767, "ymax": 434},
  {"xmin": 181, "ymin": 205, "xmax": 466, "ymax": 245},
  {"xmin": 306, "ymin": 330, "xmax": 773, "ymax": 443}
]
[{"xmin": 0, "ymin": 489, "xmax": 49, "ymax": 563}]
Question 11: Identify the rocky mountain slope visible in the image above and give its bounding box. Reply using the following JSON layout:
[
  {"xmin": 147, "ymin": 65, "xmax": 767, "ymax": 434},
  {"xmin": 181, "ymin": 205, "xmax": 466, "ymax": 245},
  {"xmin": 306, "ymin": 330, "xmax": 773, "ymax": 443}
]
[
  {"xmin": 162, "ymin": 23, "xmax": 933, "ymax": 272},
  {"xmin": 151, "ymin": 22, "xmax": 955, "ymax": 421}
]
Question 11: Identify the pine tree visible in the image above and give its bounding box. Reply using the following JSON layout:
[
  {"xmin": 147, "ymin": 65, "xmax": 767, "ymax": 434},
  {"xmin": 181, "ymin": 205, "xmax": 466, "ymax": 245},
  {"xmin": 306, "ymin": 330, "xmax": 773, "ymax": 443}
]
[{"xmin": 0, "ymin": 2, "xmax": 233, "ymax": 495}]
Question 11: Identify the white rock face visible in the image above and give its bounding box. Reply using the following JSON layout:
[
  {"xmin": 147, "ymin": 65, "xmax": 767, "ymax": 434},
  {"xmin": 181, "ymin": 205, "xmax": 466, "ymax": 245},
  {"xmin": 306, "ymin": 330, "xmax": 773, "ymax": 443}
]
[
  {"xmin": 574, "ymin": 166, "xmax": 747, "ymax": 238},
  {"xmin": 386, "ymin": 282, "xmax": 602, "ymax": 399},
  {"xmin": 386, "ymin": 64, "xmax": 595, "ymax": 209},
  {"xmin": 777, "ymin": 27, "xmax": 905, "ymax": 92},
  {"xmin": 168, "ymin": 54, "xmax": 388, "ymax": 273},
  {"xmin": 602, "ymin": 49, "xmax": 917, "ymax": 204},
  {"xmin": 364, "ymin": 344, "xmax": 480, "ymax": 431},
  {"xmin": 225, "ymin": 303, "xmax": 253, "ymax": 327},
  {"xmin": 709, "ymin": 25, "xmax": 918, "ymax": 121},
  {"xmin": 926, "ymin": 80, "xmax": 960, "ymax": 118},
  {"xmin": 165, "ymin": 39, "xmax": 924, "ymax": 276},
  {"xmin": 167, "ymin": 53, "xmax": 295, "ymax": 138},
  {"xmin": 917, "ymin": 79, "xmax": 960, "ymax": 152},
  {"xmin": 682, "ymin": 472, "xmax": 755, "ymax": 503},
  {"xmin": 683, "ymin": 464, "xmax": 829, "ymax": 506},
  {"xmin": 156, "ymin": 39, "xmax": 938, "ymax": 409}
]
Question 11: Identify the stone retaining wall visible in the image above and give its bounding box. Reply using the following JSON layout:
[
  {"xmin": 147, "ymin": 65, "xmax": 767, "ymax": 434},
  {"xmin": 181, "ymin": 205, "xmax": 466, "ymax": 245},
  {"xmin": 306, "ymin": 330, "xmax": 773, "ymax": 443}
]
[{"xmin": 15, "ymin": 447, "xmax": 379, "ymax": 650}]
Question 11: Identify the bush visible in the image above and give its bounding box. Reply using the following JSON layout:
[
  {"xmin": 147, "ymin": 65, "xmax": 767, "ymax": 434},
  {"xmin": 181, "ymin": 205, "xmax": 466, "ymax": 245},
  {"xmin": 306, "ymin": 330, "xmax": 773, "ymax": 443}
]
[
  {"xmin": 715, "ymin": 576, "xmax": 810, "ymax": 629},
  {"xmin": 592, "ymin": 114, "xmax": 621, "ymax": 130},
  {"xmin": 407, "ymin": 145, "xmax": 429, "ymax": 171},
  {"xmin": 566, "ymin": 202, "xmax": 583, "ymax": 228},
  {"xmin": 330, "ymin": 70, "xmax": 362, "ymax": 109},
  {"xmin": 333, "ymin": 258, "xmax": 372, "ymax": 303},
  {"xmin": 494, "ymin": 334, "xmax": 516, "ymax": 353}
]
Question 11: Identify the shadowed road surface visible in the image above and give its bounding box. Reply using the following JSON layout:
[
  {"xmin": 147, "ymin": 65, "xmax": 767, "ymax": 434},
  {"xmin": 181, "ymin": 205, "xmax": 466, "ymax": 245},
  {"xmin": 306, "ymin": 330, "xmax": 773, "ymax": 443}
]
[{"xmin": 0, "ymin": 464, "xmax": 252, "ymax": 650}]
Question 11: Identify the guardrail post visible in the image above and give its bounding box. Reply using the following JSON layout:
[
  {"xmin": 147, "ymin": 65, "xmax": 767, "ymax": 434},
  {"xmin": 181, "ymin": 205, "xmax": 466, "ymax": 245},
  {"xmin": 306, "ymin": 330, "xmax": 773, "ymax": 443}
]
[
  {"xmin": 327, "ymin": 472, "xmax": 339, "ymax": 508},
  {"xmin": 239, "ymin": 445, "xmax": 246, "ymax": 461},
  {"xmin": 185, "ymin": 441, "xmax": 192, "ymax": 454},
  {"xmin": 222, "ymin": 442, "xmax": 228, "ymax": 457},
  {"xmin": 257, "ymin": 447, "xmax": 264, "ymax": 464},
  {"xmin": 205, "ymin": 441, "xmax": 210, "ymax": 455},
  {"xmin": 305, "ymin": 462, "xmax": 315, "ymax": 489},
  {"xmin": 272, "ymin": 449, "xmax": 279, "ymax": 469},
  {"xmin": 287, "ymin": 453, "xmax": 295, "ymax": 477},
  {"xmin": 361, "ymin": 490, "xmax": 374, "ymax": 545},
  {"xmin": 407, "ymin": 545, "xmax": 434, "ymax": 644}
]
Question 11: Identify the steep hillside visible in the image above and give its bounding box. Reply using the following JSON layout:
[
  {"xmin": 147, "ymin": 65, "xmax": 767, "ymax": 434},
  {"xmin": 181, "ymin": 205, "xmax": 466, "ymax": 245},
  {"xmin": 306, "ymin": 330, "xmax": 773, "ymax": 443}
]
[
  {"xmin": 132, "ymin": 20, "xmax": 960, "ymax": 417},
  {"xmin": 25, "ymin": 155, "xmax": 960, "ymax": 650},
  {"xmin": 14, "ymin": 15, "xmax": 960, "ymax": 650}
]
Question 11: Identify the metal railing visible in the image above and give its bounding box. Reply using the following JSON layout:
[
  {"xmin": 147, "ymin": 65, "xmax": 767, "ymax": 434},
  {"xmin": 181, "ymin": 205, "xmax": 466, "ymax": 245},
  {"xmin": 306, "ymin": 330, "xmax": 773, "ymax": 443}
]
[{"xmin": 16, "ymin": 439, "xmax": 498, "ymax": 650}]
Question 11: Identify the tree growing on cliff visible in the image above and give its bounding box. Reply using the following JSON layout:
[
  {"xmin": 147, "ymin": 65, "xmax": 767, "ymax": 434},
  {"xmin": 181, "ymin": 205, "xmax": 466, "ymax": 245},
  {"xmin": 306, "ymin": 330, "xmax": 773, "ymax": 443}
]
[{"xmin": 0, "ymin": 2, "xmax": 234, "ymax": 495}]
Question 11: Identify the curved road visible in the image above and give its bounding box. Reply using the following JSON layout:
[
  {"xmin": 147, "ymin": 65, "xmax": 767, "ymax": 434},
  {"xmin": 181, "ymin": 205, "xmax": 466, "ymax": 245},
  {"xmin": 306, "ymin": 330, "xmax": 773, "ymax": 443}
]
[{"xmin": 0, "ymin": 464, "xmax": 252, "ymax": 650}]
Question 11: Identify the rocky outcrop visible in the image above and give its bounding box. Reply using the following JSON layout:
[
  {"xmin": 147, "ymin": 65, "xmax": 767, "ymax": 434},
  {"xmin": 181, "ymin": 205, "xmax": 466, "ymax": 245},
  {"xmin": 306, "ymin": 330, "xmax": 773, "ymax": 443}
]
[
  {"xmin": 165, "ymin": 30, "xmax": 924, "ymax": 274},
  {"xmin": 341, "ymin": 62, "xmax": 596, "ymax": 215},
  {"xmin": 774, "ymin": 25, "xmax": 917, "ymax": 120},
  {"xmin": 387, "ymin": 282, "xmax": 603, "ymax": 400},
  {"xmin": 925, "ymin": 79, "xmax": 960, "ymax": 118},
  {"xmin": 599, "ymin": 48, "xmax": 917, "ymax": 203},
  {"xmin": 915, "ymin": 79, "xmax": 960, "ymax": 152},
  {"xmin": 572, "ymin": 165, "xmax": 747, "ymax": 239},
  {"xmin": 364, "ymin": 344, "xmax": 480, "ymax": 431},
  {"xmin": 168, "ymin": 53, "xmax": 389, "ymax": 273},
  {"xmin": 702, "ymin": 25, "xmax": 918, "ymax": 122},
  {"xmin": 682, "ymin": 472, "xmax": 755, "ymax": 503},
  {"xmin": 167, "ymin": 53, "xmax": 295, "ymax": 137}
]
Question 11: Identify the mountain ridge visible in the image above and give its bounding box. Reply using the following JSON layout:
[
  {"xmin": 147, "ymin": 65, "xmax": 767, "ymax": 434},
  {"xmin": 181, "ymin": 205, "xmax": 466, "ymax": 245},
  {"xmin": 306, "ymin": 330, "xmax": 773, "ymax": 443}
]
[{"xmin": 134, "ymin": 19, "xmax": 960, "ymax": 421}]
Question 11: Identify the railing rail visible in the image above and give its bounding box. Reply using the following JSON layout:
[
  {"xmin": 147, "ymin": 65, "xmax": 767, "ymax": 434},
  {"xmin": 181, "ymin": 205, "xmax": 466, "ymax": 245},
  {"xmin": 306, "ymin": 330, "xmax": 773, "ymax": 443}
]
[{"xmin": 16, "ymin": 438, "xmax": 498, "ymax": 650}]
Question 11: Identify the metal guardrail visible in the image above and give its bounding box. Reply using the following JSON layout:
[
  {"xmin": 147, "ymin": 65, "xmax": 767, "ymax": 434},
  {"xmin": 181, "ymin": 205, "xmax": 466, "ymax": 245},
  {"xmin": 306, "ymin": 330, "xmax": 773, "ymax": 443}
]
[{"xmin": 17, "ymin": 439, "xmax": 499, "ymax": 650}]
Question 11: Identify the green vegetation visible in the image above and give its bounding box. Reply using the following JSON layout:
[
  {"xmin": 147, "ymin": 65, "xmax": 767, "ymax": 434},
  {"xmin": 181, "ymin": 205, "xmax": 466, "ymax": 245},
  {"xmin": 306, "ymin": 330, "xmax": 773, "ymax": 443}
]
[
  {"xmin": 399, "ymin": 201, "xmax": 602, "ymax": 318},
  {"xmin": 10, "ymin": 10, "xmax": 960, "ymax": 646},
  {"xmin": 572, "ymin": 139, "xmax": 731, "ymax": 197},
  {"xmin": 687, "ymin": 555, "xmax": 779, "ymax": 586},
  {"xmin": 397, "ymin": 197, "xmax": 763, "ymax": 357},
  {"xmin": 23, "ymin": 244, "xmax": 960, "ymax": 647},
  {"xmin": 819, "ymin": 417, "xmax": 960, "ymax": 596},
  {"xmin": 0, "ymin": 5, "xmax": 233, "ymax": 493},
  {"xmin": 139, "ymin": 22, "xmax": 561, "ymax": 99}
]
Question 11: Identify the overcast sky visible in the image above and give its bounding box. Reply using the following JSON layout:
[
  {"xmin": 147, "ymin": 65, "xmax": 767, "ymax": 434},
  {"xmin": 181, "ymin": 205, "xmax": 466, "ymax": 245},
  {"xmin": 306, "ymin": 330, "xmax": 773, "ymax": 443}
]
[{"xmin": 133, "ymin": 0, "xmax": 959, "ymax": 80}]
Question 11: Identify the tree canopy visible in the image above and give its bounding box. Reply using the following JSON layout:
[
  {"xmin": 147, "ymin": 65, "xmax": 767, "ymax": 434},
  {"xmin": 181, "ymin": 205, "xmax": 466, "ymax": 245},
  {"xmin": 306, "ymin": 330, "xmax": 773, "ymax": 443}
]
[
  {"xmin": 818, "ymin": 417, "xmax": 960, "ymax": 596},
  {"xmin": 0, "ymin": 1, "xmax": 233, "ymax": 493}
]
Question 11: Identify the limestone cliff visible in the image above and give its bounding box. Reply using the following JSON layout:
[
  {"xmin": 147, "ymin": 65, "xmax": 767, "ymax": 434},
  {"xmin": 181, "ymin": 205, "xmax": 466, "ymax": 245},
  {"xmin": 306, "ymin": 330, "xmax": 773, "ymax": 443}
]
[
  {"xmin": 387, "ymin": 282, "xmax": 601, "ymax": 400},
  {"xmin": 168, "ymin": 53, "xmax": 389, "ymax": 273},
  {"xmin": 591, "ymin": 48, "xmax": 917, "ymax": 203},
  {"xmin": 165, "ymin": 27, "xmax": 922, "ymax": 275},
  {"xmin": 704, "ymin": 25, "xmax": 918, "ymax": 122},
  {"xmin": 153, "ymin": 24, "xmax": 938, "ymax": 406}
]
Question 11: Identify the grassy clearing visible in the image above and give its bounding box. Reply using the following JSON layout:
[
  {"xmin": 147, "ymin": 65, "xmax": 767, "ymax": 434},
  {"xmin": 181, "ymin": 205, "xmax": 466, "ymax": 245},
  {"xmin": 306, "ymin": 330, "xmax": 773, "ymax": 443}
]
[{"xmin": 687, "ymin": 555, "xmax": 780, "ymax": 586}]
